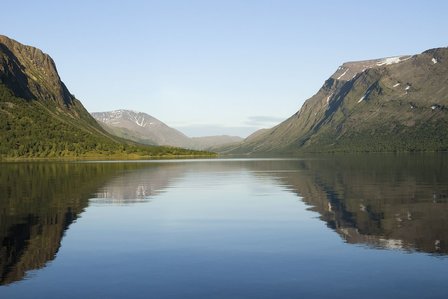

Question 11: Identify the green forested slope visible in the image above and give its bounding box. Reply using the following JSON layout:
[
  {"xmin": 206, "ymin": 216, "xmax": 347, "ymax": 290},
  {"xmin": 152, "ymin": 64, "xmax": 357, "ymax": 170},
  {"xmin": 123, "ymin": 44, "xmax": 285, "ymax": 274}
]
[
  {"xmin": 0, "ymin": 85, "xmax": 208, "ymax": 158},
  {"xmin": 0, "ymin": 35, "xmax": 211, "ymax": 159}
]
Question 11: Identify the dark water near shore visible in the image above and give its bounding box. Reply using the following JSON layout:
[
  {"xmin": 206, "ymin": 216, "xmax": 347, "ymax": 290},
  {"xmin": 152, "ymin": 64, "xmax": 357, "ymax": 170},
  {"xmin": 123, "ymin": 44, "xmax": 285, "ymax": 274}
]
[{"xmin": 1, "ymin": 154, "xmax": 448, "ymax": 298}]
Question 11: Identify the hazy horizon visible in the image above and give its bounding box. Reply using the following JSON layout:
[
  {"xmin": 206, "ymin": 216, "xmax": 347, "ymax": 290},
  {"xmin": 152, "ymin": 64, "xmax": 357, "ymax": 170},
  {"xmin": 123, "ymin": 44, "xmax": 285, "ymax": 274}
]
[{"xmin": 2, "ymin": 0, "xmax": 448, "ymax": 137}]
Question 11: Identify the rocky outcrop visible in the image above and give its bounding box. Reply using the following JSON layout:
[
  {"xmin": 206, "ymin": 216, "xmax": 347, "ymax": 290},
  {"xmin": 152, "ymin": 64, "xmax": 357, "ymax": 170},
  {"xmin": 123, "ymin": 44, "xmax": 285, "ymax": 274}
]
[{"xmin": 0, "ymin": 35, "xmax": 73, "ymax": 107}]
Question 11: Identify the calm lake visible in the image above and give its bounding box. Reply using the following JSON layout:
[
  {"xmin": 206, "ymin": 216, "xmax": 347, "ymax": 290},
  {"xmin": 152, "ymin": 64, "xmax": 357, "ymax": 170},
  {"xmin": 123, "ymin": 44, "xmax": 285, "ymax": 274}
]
[{"xmin": 1, "ymin": 154, "xmax": 448, "ymax": 298}]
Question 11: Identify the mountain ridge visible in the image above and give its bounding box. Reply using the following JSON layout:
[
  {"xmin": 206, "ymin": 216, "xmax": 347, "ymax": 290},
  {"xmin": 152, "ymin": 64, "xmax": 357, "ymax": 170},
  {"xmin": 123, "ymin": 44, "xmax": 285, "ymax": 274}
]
[
  {"xmin": 225, "ymin": 46, "xmax": 448, "ymax": 154},
  {"xmin": 92, "ymin": 109, "xmax": 243, "ymax": 150}
]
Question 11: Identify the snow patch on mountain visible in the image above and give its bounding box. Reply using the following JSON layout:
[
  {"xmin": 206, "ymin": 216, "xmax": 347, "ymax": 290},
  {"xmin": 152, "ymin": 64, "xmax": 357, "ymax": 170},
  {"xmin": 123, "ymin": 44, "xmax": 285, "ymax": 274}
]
[
  {"xmin": 377, "ymin": 56, "xmax": 401, "ymax": 66},
  {"xmin": 377, "ymin": 56, "xmax": 412, "ymax": 66},
  {"xmin": 337, "ymin": 68, "xmax": 349, "ymax": 80}
]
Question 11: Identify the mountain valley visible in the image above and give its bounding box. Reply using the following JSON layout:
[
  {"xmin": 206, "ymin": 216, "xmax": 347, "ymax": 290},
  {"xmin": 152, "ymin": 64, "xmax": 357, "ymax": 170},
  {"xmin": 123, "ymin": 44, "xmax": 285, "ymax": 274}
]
[{"xmin": 92, "ymin": 109, "xmax": 242, "ymax": 150}]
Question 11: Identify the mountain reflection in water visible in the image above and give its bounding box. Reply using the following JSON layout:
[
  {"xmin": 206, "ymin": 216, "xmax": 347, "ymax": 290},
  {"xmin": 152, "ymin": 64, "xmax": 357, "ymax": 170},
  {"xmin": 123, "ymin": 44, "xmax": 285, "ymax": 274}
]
[
  {"xmin": 0, "ymin": 154, "xmax": 447, "ymax": 286},
  {"xmin": 90, "ymin": 163, "xmax": 187, "ymax": 205},
  {"xmin": 0, "ymin": 162, "xmax": 147, "ymax": 285},
  {"xmin": 248, "ymin": 155, "xmax": 448, "ymax": 255}
]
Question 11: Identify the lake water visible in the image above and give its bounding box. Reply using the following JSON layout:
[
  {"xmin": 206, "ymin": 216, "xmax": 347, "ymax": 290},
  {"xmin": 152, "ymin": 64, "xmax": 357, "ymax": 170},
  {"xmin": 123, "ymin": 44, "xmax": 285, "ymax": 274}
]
[{"xmin": 1, "ymin": 154, "xmax": 448, "ymax": 298}]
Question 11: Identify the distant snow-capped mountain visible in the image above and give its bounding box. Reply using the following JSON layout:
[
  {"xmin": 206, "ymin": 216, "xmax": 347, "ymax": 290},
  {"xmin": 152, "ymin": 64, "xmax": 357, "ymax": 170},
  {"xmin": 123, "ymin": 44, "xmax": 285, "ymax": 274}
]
[{"xmin": 92, "ymin": 110, "xmax": 242, "ymax": 150}]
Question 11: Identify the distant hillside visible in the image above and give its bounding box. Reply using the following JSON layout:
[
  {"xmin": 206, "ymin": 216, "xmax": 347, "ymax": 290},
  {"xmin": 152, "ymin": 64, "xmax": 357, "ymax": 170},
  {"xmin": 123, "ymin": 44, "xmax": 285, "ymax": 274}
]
[
  {"xmin": 0, "ymin": 35, "xmax": 211, "ymax": 159},
  {"xmin": 191, "ymin": 135, "xmax": 242, "ymax": 149},
  {"xmin": 226, "ymin": 48, "xmax": 448, "ymax": 154},
  {"xmin": 92, "ymin": 109, "xmax": 243, "ymax": 150},
  {"xmin": 92, "ymin": 110, "xmax": 191, "ymax": 147}
]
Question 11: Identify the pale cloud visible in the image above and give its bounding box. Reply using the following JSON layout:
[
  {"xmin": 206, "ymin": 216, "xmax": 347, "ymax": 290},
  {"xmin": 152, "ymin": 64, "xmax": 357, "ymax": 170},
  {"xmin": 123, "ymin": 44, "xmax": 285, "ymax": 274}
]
[{"xmin": 245, "ymin": 115, "xmax": 286, "ymax": 126}]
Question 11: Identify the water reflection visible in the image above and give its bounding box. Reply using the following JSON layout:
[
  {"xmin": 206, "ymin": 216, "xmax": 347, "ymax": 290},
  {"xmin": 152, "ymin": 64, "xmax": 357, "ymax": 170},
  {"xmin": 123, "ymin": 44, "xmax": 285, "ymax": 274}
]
[
  {"xmin": 247, "ymin": 155, "xmax": 448, "ymax": 255},
  {"xmin": 91, "ymin": 163, "xmax": 188, "ymax": 205},
  {"xmin": 0, "ymin": 163, "xmax": 147, "ymax": 284},
  {"xmin": 0, "ymin": 155, "xmax": 447, "ymax": 287}
]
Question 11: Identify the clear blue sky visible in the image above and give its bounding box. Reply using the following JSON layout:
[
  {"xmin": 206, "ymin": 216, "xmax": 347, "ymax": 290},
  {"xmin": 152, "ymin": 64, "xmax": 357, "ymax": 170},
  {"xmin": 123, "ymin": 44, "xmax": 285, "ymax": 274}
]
[{"xmin": 1, "ymin": 0, "xmax": 447, "ymax": 137}]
